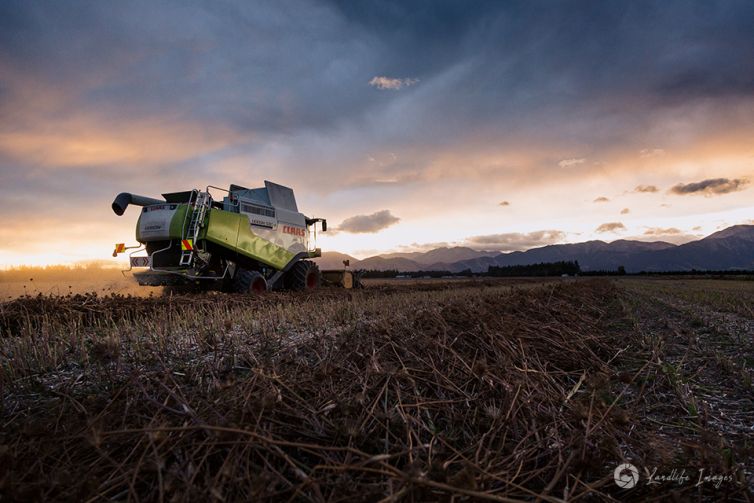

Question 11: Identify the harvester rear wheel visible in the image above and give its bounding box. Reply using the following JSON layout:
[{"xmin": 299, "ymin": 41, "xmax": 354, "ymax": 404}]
[
  {"xmin": 286, "ymin": 260, "xmax": 320, "ymax": 291},
  {"xmin": 233, "ymin": 268, "xmax": 268, "ymax": 294}
]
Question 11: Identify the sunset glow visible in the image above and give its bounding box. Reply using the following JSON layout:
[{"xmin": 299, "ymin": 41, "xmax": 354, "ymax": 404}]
[{"xmin": 1, "ymin": 1, "xmax": 752, "ymax": 266}]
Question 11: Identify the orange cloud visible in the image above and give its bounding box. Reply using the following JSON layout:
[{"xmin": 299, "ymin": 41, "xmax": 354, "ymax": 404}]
[
  {"xmin": 634, "ymin": 185, "xmax": 659, "ymax": 193},
  {"xmin": 644, "ymin": 227, "xmax": 682, "ymax": 235},
  {"xmin": 337, "ymin": 210, "xmax": 401, "ymax": 233},
  {"xmin": 596, "ymin": 222, "xmax": 625, "ymax": 233},
  {"xmin": 0, "ymin": 119, "xmax": 240, "ymax": 168},
  {"xmin": 465, "ymin": 230, "xmax": 565, "ymax": 251}
]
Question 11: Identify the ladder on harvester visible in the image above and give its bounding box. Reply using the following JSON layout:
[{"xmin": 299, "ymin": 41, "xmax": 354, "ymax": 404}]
[{"xmin": 179, "ymin": 190, "xmax": 211, "ymax": 267}]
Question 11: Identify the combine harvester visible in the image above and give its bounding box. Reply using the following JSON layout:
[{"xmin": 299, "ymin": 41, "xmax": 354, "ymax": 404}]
[{"xmin": 112, "ymin": 181, "xmax": 359, "ymax": 292}]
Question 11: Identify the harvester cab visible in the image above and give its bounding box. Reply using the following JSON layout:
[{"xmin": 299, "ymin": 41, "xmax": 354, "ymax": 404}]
[{"xmin": 112, "ymin": 181, "xmax": 329, "ymax": 293}]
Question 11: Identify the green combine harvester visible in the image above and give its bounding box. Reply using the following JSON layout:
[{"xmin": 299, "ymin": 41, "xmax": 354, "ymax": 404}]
[{"xmin": 112, "ymin": 181, "xmax": 355, "ymax": 292}]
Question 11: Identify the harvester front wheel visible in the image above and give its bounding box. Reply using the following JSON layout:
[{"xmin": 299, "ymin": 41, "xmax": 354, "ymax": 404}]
[
  {"xmin": 286, "ymin": 260, "xmax": 320, "ymax": 291},
  {"xmin": 233, "ymin": 268, "xmax": 268, "ymax": 294}
]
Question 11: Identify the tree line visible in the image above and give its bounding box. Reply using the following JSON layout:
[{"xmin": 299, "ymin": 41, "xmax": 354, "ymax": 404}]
[{"xmin": 358, "ymin": 263, "xmax": 754, "ymax": 279}]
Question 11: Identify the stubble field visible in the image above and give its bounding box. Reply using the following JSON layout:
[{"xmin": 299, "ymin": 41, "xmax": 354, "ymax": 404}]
[{"xmin": 1, "ymin": 277, "xmax": 752, "ymax": 501}]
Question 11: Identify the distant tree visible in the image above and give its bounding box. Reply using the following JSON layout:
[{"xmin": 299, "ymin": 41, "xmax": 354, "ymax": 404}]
[
  {"xmin": 617, "ymin": 265, "xmax": 626, "ymax": 276},
  {"xmin": 360, "ymin": 269, "xmax": 399, "ymax": 278},
  {"xmin": 486, "ymin": 261, "xmax": 581, "ymax": 277}
]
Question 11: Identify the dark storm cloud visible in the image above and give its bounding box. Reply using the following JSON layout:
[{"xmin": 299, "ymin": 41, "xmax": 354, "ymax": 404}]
[
  {"xmin": 669, "ymin": 178, "xmax": 749, "ymax": 196},
  {"xmin": 1, "ymin": 0, "xmax": 754, "ymax": 204},
  {"xmin": 0, "ymin": 0, "xmax": 386, "ymax": 140},
  {"xmin": 330, "ymin": 0, "xmax": 500, "ymax": 77},
  {"xmin": 3, "ymin": 1, "xmax": 753, "ymax": 140},
  {"xmin": 335, "ymin": 0, "xmax": 754, "ymax": 137},
  {"xmin": 337, "ymin": 210, "xmax": 400, "ymax": 233}
]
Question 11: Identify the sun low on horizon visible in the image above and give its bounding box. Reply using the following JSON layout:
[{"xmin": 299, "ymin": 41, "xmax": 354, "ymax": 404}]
[{"xmin": 1, "ymin": 1, "xmax": 753, "ymax": 268}]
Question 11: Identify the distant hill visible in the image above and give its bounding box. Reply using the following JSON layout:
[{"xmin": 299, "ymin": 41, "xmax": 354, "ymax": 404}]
[
  {"xmin": 355, "ymin": 256, "xmax": 425, "ymax": 272},
  {"xmin": 321, "ymin": 225, "xmax": 754, "ymax": 273},
  {"xmin": 379, "ymin": 247, "xmax": 498, "ymax": 265},
  {"xmin": 704, "ymin": 224, "xmax": 754, "ymax": 241},
  {"xmin": 468, "ymin": 239, "xmax": 679, "ymax": 272},
  {"xmin": 628, "ymin": 224, "xmax": 754, "ymax": 272},
  {"xmin": 355, "ymin": 246, "xmax": 497, "ymax": 271}
]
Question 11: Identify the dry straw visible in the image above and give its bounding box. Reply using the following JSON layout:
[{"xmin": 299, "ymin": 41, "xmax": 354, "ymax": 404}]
[{"xmin": 0, "ymin": 280, "xmax": 750, "ymax": 501}]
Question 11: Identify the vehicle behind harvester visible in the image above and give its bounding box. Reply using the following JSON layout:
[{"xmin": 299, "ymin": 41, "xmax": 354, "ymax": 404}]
[{"xmin": 112, "ymin": 181, "xmax": 359, "ymax": 292}]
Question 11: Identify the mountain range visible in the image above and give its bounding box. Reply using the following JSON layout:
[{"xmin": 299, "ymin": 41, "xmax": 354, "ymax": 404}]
[{"xmin": 313, "ymin": 225, "xmax": 754, "ymax": 273}]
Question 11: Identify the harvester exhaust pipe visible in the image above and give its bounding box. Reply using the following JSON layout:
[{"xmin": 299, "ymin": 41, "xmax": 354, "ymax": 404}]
[{"xmin": 112, "ymin": 193, "xmax": 165, "ymax": 216}]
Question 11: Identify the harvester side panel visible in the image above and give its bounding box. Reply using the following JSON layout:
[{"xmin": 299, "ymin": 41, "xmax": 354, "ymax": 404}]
[
  {"xmin": 253, "ymin": 209, "xmax": 307, "ymax": 251},
  {"xmin": 170, "ymin": 205, "xmax": 190, "ymax": 236},
  {"xmin": 203, "ymin": 209, "xmax": 295, "ymax": 270}
]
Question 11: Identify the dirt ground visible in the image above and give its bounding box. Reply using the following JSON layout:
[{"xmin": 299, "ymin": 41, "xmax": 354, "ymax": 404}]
[{"xmin": 0, "ymin": 277, "xmax": 752, "ymax": 501}]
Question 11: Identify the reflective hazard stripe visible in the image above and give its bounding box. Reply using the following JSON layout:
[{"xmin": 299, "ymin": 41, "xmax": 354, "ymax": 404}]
[
  {"xmin": 115, "ymin": 243, "xmax": 126, "ymax": 253},
  {"xmin": 181, "ymin": 239, "xmax": 193, "ymax": 251}
]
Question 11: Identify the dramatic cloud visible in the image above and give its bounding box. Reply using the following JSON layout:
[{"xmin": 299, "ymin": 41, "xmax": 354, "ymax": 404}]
[
  {"xmin": 337, "ymin": 210, "xmax": 400, "ymax": 234},
  {"xmin": 499, "ymin": 200, "xmax": 510, "ymax": 207},
  {"xmin": 634, "ymin": 185, "xmax": 659, "ymax": 193},
  {"xmin": 465, "ymin": 230, "xmax": 566, "ymax": 252},
  {"xmin": 620, "ymin": 208, "xmax": 630, "ymax": 214},
  {"xmin": 669, "ymin": 178, "xmax": 749, "ymax": 196},
  {"xmin": 1, "ymin": 1, "xmax": 754, "ymax": 264},
  {"xmin": 593, "ymin": 196, "xmax": 609, "ymax": 203},
  {"xmin": 633, "ymin": 227, "xmax": 699, "ymax": 244},
  {"xmin": 595, "ymin": 222, "xmax": 626, "ymax": 233},
  {"xmin": 558, "ymin": 158, "xmax": 586, "ymax": 168},
  {"xmin": 392, "ymin": 241, "xmax": 452, "ymax": 253},
  {"xmin": 0, "ymin": 119, "xmax": 239, "ymax": 168},
  {"xmin": 368, "ymin": 76, "xmax": 419, "ymax": 90},
  {"xmin": 644, "ymin": 227, "xmax": 682, "ymax": 235}
]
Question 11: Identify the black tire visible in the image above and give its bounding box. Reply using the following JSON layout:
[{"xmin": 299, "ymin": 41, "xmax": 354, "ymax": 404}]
[
  {"xmin": 233, "ymin": 268, "xmax": 268, "ymax": 294},
  {"xmin": 285, "ymin": 260, "xmax": 320, "ymax": 291}
]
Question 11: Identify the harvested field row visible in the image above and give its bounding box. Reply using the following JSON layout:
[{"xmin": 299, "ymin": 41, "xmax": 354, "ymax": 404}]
[
  {"xmin": 0, "ymin": 278, "xmax": 552, "ymax": 338},
  {"xmin": 1, "ymin": 279, "xmax": 751, "ymax": 501}
]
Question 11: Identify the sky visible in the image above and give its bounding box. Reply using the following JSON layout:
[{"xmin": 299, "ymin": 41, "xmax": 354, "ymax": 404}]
[{"xmin": 1, "ymin": 0, "xmax": 753, "ymax": 266}]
